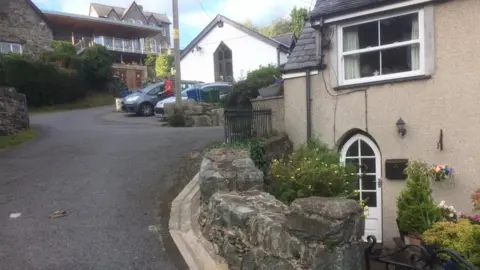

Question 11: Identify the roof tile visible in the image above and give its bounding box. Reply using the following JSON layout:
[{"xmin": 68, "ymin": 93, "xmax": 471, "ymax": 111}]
[{"xmin": 282, "ymin": 23, "xmax": 320, "ymax": 72}]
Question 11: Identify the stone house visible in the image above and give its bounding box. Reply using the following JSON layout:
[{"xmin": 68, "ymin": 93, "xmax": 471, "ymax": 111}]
[
  {"xmin": 0, "ymin": 0, "xmax": 53, "ymax": 55},
  {"xmin": 282, "ymin": 0, "xmax": 480, "ymax": 245},
  {"xmin": 180, "ymin": 15, "xmax": 292, "ymax": 83}
]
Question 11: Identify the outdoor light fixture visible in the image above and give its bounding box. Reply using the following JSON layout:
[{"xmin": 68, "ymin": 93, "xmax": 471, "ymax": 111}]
[
  {"xmin": 195, "ymin": 46, "xmax": 202, "ymax": 52},
  {"xmin": 396, "ymin": 117, "xmax": 407, "ymax": 138},
  {"xmin": 218, "ymin": 21, "xmax": 224, "ymax": 28}
]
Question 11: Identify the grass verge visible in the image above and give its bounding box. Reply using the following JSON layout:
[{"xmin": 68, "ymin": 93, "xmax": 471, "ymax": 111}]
[
  {"xmin": 29, "ymin": 93, "xmax": 114, "ymax": 114},
  {"xmin": 0, "ymin": 128, "xmax": 38, "ymax": 150}
]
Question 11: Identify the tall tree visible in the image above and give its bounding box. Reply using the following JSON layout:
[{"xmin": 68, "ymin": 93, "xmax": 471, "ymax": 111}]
[
  {"xmin": 267, "ymin": 19, "xmax": 292, "ymax": 37},
  {"xmin": 290, "ymin": 7, "xmax": 309, "ymax": 38}
]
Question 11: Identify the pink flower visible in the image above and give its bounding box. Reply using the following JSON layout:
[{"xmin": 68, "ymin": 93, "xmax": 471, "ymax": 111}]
[
  {"xmin": 473, "ymin": 215, "xmax": 479, "ymax": 221},
  {"xmin": 459, "ymin": 211, "xmax": 465, "ymax": 216}
]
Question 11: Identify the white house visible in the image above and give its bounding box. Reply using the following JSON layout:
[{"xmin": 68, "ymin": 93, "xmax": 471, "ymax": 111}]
[{"xmin": 180, "ymin": 15, "xmax": 294, "ymax": 83}]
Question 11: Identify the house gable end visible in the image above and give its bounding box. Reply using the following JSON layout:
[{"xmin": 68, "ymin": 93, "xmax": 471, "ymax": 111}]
[
  {"xmin": 121, "ymin": 1, "xmax": 148, "ymax": 24},
  {"xmin": 180, "ymin": 14, "xmax": 288, "ymax": 60},
  {"xmin": 107, "ymin": 9, "xmax": 120, "ymax": 20}
]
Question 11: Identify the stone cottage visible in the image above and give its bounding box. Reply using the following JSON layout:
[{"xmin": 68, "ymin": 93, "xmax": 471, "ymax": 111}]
[
  {"xmin": 282, "ymin": 0, "xmax": 480, "ymax": 245},
  {"xmin": 0, "ymin": 0, "xmax": 53, "ymax": 55}
]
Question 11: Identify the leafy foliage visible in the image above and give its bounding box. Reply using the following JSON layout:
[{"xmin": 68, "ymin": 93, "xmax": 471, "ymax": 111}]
[
  {"xmin": 51, "ymin": 41, "xmax": 76, "ymax": 55},
  {"xmin": 423, "ymin": 219, "xmax": 480, "ymax": 267},
  {"xmin": 396, "ymin": 160, "xmax": 442, "ymax": 234},
  {"xmin": 242, "ymin": 7, "xmax": 308, "ymax": 38},
  {"xmin": 155, "ymin": 54, "xmax": 174, "ymax": 77},
  {"xmin": 267, "ymin": 138, "xmax": 357, "ymax": 204},
  {"xmin": 82, "ymin": 45, "xmax": 113, "ymax": 90},
  {"xmin": 145, "ymin": 40, "xmax": 157, "ymax": 79},
  {"xmin": 233, "ymin": 65, "xmax": 281, "ymax": 99}
]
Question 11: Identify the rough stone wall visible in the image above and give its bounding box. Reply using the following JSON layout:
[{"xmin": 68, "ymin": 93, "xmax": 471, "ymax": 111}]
[
  {"xmin": 0, "ymin": 87, "xmax": 29, "ymax": 135},
  {"xmin": 165, "ymin": 99, "xmax": 223, "ymax": 127},
  {"xmin": 251, "ymin": 96, "xmax": 285, "ymax": 133},
  {"xmin": 198, "ymin": 148, "xmax": 365, "ymax": 270},
  {"xmin": 0, "ymin": 0, "xmax": 53, "ymax": 56}
]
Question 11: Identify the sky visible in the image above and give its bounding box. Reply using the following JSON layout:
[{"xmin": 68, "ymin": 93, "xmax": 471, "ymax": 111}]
[{"xmin": 32, "ymin": 0, "xmax": 313, "ymax": 49}]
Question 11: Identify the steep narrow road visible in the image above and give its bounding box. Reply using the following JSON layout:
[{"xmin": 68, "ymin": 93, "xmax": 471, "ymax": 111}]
[{"xmin": 0, "ymin": 107, "xmax": 222, "ymax": 270}]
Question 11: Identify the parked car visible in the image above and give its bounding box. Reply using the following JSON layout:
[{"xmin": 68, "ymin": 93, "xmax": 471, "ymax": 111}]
[
  {"xmin": 122, "ymin": 81, "xmax": 169, "ymax": 116},
  {"xmin": 180, "ymin": 80, "xmax": 204, "ymax": 90},
  {"xmin": 153, "ymin": 82, "xmax": 232, "ymax": 119}
]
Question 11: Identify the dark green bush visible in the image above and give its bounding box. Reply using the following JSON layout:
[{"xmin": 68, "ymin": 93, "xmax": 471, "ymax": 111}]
[
  {"xmin": 233, "ymin": 65, "xmax": 281, "ymax": 98},
  {"xmin": 82, "ymin": 45, "xmax": 113, "ymax": 91},
  {"xmin": 52, "ymin": 41, "xmax": 77, "ymax": 55}
]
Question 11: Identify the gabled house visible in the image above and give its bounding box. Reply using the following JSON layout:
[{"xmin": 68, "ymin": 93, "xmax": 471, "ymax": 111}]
[
  {"xmin": 282, "ymin": 0, "xmax": 480, "ymax": 245},
  {"xmin": 180, "ymin": 15, "xmax": 291, "ymax": 83},
  {"xmin": 0, "ymin": 0, "xmax": 53, "ymax": 55},
  {"xmin": 89, "ymin": 1, "xmax": 171, "ymax": 53}
]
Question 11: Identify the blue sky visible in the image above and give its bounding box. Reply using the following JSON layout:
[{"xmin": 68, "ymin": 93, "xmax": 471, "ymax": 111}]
[{"xmin": 33, "ymin": 0, "xmax": 312, "ymax": 49}]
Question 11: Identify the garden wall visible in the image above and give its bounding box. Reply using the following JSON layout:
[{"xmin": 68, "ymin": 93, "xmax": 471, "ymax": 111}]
[
  {"xmin": 198, "ymin": 148, "xmax": 365, "ymax": 270},
  {"xmin": 0, "ymin": 86, "xmax": 29, "ymax": 135},
  {"xmin": 251, "ymin": 96, "xmax": 284, "ymax": 133}
]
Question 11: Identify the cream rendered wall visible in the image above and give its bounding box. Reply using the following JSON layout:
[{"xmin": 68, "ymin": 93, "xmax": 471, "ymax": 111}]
[
  {"xmin": 283, "ymin": 0, "xmax": 480, "ymax": 245},
  {"xmin": 180, "ymin": 23, "xmax": 288, "ymax": 82}
]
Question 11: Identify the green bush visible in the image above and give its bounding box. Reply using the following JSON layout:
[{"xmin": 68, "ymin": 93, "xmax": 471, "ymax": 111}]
[
  {"xmin": 268, "ymin": 138, "xmax": 357, "ymax": 204},
  {"xmin": 396, "ymin": 160, "xmax": 442, "ymax": 235},
  {"xmin": 233, "ymin": 65, "xmax": 281, "ymax": 98},
  {"xmin": 423, "ymin": 219, "xmax": 480, "ymax": 267},
  {"xmin": 0, "ymin": 54, "xmax": 87, "ymax": 107},
  {"xmin": 52, "ymin": 41, "xmax": 76, "ymax": 55},
  {"xmin": 82, "ymin": 45, "xmax": 113, "ymax": 91}
]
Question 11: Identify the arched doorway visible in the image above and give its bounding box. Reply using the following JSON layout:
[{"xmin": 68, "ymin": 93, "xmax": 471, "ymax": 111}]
[
  {"xmin": 213, "ymin": 42, "xmax": 233, "ymax": 82},
  {"xmin": 340, "ymin": 134, "xmax": 383, "ymax": 242}
]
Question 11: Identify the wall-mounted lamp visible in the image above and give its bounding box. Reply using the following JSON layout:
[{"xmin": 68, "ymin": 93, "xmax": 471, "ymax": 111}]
[
  {"xmin": 396, "ymin": 117, "xmax": 407, "ymax": 138},
  {"xmin": 218, "ymin": 21, "xmax": 224, "ymax": 28},
  {"xmin": 195, "ymin": 46, "xmax": 202, "ymax": 52}
]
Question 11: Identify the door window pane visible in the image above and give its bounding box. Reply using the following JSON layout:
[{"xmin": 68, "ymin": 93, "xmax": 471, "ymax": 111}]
[
  {"xmin": 361, "ymin": 175, "xmax": 377, "ymax": 191},
  {"xmin": 362, "ymin": 191, "xmax": 377, "ymax": 207},
  {"xmin": 360, "ymin": 158, "xmax": 376, "ymax": 174},
  {"xmin": 360, "ymin": 140, "xmax": 374, "ymax": 156},
  {"xmin": 346, "ymin": 140, "xmax": 359, "ymax": 156}
]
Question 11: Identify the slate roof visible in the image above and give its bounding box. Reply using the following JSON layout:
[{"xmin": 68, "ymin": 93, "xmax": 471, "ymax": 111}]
[
  {"xmin": 90, "ymin": 2, "xmax": 171, "ymax": 24},
  {"xmin": 272, "ymin": 32, "xmax": 296, "ymax": 48},
  {"xmin": 282, "ymin": 23, "xmax": 320, "ymax": 73},
  {"xmin": 310, "ymin": 0, "xmax": 400, "ymax": 18},
  {"xmin": 180, "ymin": 14, "xmax": 290, "ymax": 60}
]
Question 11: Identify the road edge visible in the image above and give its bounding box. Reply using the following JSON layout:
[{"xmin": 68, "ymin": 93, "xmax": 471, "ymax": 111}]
[{"xmin": 169, "ymin": 173, "xmax": 229, "ymax": 270}]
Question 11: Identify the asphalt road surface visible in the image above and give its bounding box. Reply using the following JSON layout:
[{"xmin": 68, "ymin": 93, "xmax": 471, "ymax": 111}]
[{"xmin": 0, "ymin": 107, "xmax": 223, "ymax": 270}]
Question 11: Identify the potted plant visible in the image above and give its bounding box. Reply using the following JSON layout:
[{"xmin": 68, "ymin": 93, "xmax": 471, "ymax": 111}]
[
  {"xmin": 397, "ymin": 160, "xmax": 442, "ymax": 245},
  {"xmin": 430, "ymin": 164, "xmax": 454, "ymax": 182}
]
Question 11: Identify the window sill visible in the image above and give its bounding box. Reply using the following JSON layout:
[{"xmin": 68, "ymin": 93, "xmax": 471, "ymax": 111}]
[{"xmin": 334, "ymin": 75, "xmax": 431, "ymax": 91}]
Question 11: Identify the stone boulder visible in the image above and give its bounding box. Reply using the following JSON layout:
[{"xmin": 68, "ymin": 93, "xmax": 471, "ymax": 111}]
[
  {"xmin": 164, "ymin": 99, "xmax": 221, "ymax": 127},
  {"xmin": 0, "ymin": 86, "xmax": 29, "ymax": 135},
  {"xmin": 199, "ymin": 148, "xmax": 264, "ymax": 202}
]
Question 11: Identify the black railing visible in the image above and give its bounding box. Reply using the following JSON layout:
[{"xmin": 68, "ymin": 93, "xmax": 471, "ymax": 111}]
[
  {"xmin": 365, "ymin": 235, "xmax": 478, "ymax": 270},
  {"xmin": 224, "ymin": 108, "xmax": 272, "ymax": 143}
]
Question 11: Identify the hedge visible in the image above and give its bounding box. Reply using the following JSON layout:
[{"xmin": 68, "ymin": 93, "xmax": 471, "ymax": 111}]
[{"xmin": 0, "ymin": 45, "xmax": 113, "ymax": 107}]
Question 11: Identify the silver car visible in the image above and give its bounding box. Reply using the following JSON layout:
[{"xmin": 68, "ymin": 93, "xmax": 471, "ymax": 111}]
[{"xmin": 122, "ymin": 82, "xmax": 168, "ymax": 116}]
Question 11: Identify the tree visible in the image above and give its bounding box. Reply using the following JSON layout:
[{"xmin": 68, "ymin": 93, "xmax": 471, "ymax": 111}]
[
  {"xmin": 82, "ymin": 45, "xmax": 113, "ymax": 90},
  {"xmin": 144, "ymin": 40, "xmax": 156, "ymax": 79},
  {"xmin": 155, "ymin": 54, "xmax": 174, "ymax": 77},
  {"xmin": 290, "ymin": 7, "xmax": 309, "ymax": 38},
  {"xmin": 51, "ymin": 41, "xmax": 76, "ymax": 56}
]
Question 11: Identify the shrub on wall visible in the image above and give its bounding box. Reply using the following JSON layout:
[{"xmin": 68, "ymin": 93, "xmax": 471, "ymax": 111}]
[
  {"xmin": 268, "ymin": 138, "xmax": 357, "ymax": 204},
  {"xmin": 233, "ymin": 65, "xmax": 281, "ymax": 99}
]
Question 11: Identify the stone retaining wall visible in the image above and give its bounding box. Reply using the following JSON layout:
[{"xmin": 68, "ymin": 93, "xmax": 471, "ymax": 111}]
[
  {"xmin": 164, "ymin": 100, "xmax": 222, "ymax": 127},
  {"xmin": 198, "ymin": 148, "xmax": 365, "ymax": 270},
  {"xmin": 0, "ymin": 87, "xmax": 29, "ymax": 135}
]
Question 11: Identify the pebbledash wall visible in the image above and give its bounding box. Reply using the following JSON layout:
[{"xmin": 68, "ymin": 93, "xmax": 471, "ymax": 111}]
[
  {"xmin": 283, "ymin": 0, "xmax": 480, "ymax": 245},
  {"xmin": 0, "ymin": 0, "xmax": 53, "ymax": 56},
  {"xmin": 0, "ymin": 87, "xmax": 29, "ymax": 135}
]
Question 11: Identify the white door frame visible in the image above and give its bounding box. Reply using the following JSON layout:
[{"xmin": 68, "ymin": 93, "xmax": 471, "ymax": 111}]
[{"xmin": 339, "ymin": 134, "xmax": 383, "ymax": 243}]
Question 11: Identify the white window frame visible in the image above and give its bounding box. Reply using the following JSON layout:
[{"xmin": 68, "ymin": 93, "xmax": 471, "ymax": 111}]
[
  {"xmin": 337, "ymin": 9, "xmax": 425, "ymax": 86},
  {"xmin": 0, "ymin": 42, "xmax": 22, "ymax": 55}
]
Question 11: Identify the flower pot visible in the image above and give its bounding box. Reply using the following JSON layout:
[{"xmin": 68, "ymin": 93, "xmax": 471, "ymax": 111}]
[
  {"xmin": 258, "ymin": 84, "xmax": 281, "ymax": 97},
  {"xmin": 404, "ymin": 233, "xmax": 422, "ymax": 246}
]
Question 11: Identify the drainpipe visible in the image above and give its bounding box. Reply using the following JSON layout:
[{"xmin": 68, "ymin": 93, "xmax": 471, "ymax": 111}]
[
  {"xmin": 276, "ymin": 47, "xmax": 281, "ymax": 66},
  {"xmin": 306, "ymin": 67, "xmax": 312, "ymax": 140}
]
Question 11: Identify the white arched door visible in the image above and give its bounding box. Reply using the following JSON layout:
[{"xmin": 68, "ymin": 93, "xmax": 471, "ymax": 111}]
[{"xmin": 340, "ymin": 134, "xmax": 383, "ymax": 242}]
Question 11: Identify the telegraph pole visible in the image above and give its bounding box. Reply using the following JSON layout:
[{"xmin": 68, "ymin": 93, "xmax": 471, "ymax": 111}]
[{"xmin": 172, "ymin": 0, "xmax": 182, "ymax": 107}]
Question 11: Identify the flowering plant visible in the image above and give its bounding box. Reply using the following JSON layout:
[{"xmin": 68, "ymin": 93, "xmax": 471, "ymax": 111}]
[
  {"xmin": 472, "ymin": 189, "xmax": 480, "ymax": 211},
  {"xmin": 430, "ymin": 164, "xmax": 454, "ymax": 181},
  {"xmin": 438, "ymin": 200, "xmax": 458, "ymax": 222},
  {"xmin": 458, "ymin": 212, "xmax": 480, "ymax": 225}
]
